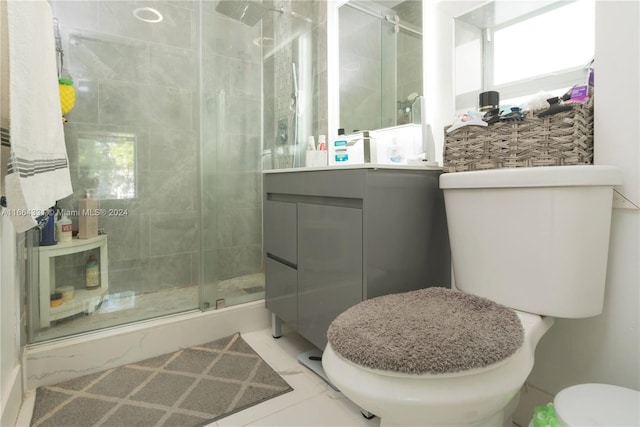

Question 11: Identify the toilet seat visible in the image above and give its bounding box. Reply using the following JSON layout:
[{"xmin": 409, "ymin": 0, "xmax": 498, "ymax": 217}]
[
  {"xmin": 554, "ymin": 383, "xmax": 640, "ymax": 427},
  {"xmin": 327, "ymin": 287, "xmax": 525, "ymax": 375}
]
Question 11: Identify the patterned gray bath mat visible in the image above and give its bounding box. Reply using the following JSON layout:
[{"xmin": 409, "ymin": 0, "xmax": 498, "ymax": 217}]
[{"xmin": 30, "ymin": 333, "xmax": 292, "ymax": 427}]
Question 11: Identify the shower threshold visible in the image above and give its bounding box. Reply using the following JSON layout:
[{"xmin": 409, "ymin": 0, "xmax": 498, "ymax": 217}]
[{"xmin": 31, "ymin": 273, "xmax": 265, "ymax": 343}]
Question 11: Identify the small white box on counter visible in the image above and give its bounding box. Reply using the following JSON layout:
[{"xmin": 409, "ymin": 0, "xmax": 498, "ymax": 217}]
[{"xmin": 305, "ymin": 150, "xmax": 328, "ymax": 167}]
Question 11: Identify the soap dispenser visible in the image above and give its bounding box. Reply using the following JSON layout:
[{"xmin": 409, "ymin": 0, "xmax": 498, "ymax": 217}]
[{"xmin": 78, "ymin": 190, "xmax": 98, "ymax": 239}]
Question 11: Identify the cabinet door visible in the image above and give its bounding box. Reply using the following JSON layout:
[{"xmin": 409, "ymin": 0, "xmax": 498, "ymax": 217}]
[
  {"xmin": 265, "ymin": 257, "xmax": 298, "ymax": 330},
  {"xmin": 297, "ymin": 203, "xmax": 363, "ymax": 349},
  {"xmin": 264, "ymin": 200, "xmax": 297, "ymax": 264}
]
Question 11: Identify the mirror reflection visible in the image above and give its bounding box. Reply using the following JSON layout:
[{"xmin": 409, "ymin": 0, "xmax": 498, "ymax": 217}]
[{"xmin": 339, "ymin": 0, "xmax": 422, "ymax": 133}]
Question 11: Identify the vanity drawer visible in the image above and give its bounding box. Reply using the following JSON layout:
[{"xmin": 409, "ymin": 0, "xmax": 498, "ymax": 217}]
[
  {"xmin": 265, "ymin": 169, "xmax": 365, "ymax": 199},
  {"xmin": 265, "ymin": 257, "xmax": 298, "ymax": 330}
]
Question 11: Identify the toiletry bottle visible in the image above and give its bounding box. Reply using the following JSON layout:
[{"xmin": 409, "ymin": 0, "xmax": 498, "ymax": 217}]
[
  {"xmin": 334, "ymin": 140, "xmax": 349, "ymax": 162},
  {"xmin": 78, "ymin": 190, "xmax": 98, "ymax": 239},
  {"xmin": 57, "ymin": 214, "xmax": 73, "ymax": 242},
  {"xmin": 39, "ymin": 208, "xmax": 57, "ymax": 246},
  {"xmin": 318, "ymin": 135, "xmax": 327, "ymax": 151},
  {"xmin": 307, "ymin": 136, "xmax": 316, "ymax": 151},
  {"xmin": 387, "ymin": 139, "xmax": 404, "ymax": 163},
  {"xmin": 85, "ymin": 254, "xmax": 100, "ymax": 290}
]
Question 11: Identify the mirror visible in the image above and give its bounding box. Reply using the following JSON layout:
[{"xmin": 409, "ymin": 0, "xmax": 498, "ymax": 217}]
[{"xmin": 338, "ymin": 0, "xmax": 423, "ymax": 134}]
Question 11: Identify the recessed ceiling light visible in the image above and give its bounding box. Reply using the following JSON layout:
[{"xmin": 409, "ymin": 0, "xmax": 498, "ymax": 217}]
[{"xmin": 133, "ymin": 7, "xmax": 163, "ymax": 23}]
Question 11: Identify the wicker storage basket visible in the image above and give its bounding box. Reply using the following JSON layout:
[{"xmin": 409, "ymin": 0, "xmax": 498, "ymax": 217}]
[{"xmin": 443, "ymin": 101, "xmax": 593, "ymax": 172}]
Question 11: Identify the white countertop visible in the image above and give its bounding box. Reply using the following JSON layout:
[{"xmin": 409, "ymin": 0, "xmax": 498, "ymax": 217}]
[{"xmin": 263, "ymin": 163, "xmax": 442, "ymax": 174}]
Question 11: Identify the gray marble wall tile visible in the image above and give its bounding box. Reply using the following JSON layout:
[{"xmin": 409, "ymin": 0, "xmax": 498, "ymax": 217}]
[
  {"xmin": 200, "ymin": 249, "xmax": 218, "ymax": 283},
  {"xmin": 101, "ymin": 213, "xmax": 149, "ymax": 262},
  {"xmin": 215, "ymin": 172, "xmax": 261, "ymax": 210},
  {"xmin": 107, "ymin": 259, "xmax": 143, "ymax": 294},
  {"xmin": 141, "ymin": 85, "xmax": 194, "ymax": 130},
  {"xmin": 226, "ymin": 95, "xmax": 261, "ymax": 137},
  {"xmin": 98, "ymin": 81, "xmax": 144, "ymax": 126},
  {"xmin": 148, "ymin": 211, "xmax": 199, "ymax": 257},
  {"xmin": 229, "ymin": 58, "xmax": 261, "ymax": 98},
  {"xmin": 149, "ymin": 44, "xmax": 198, "ymax": 90},
  {"xmin": 200, "ymin": 1, "xmax": 216, "ymax": 16},
  {"xmin": 68, "ymin": 32, "xmax": 148, "ymax": 83},
  {"xmin": 217, "ymin": 135, "xmax": 260, "ymax": 173},
  {"xmin": 66, "ymin": 79, "xmax": 100, "ymax": 123},
  {"xmin": 145, "ymin": 252, "xmax": 194, "ymax": 290},
  {"xmin": 217, "ymin": 244, "xmax": 262, "ymax": 280},
  {"xmin": 202, "ymin": 54, "xmax": 229, "ymax": 94},
  {"xmin": 218, "ymin": 208, "xmax": 262, "ymax": 247},
  {"xmin": 147, "ymin": 129, "xmax": 198, "ymax": 172},
  {"xmin": 98, "ymin": 1, "xmax": 194, "ymax": 50},
  {"xmin": 138, "ymin": 170, "xmax": 198, "ymax": 213}
]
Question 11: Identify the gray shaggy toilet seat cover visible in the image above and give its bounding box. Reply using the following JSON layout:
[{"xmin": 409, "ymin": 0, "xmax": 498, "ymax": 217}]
[{"xmin": 327, "ymin": 287, "xmax": 524, "ymax": 375}]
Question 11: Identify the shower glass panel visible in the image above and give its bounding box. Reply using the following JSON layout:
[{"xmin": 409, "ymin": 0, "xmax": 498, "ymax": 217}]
[
  {"xmin": 26, "ymin": 0, "xmax": 321, "ymax": 343},
  {"xmin": 26, "ymin": 1, "xmax": 203, "ymax": 343}
]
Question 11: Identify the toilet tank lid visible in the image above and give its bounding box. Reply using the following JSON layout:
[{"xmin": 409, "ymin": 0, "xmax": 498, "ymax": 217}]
[
  {"xmin": 554, "ymin": 383, "xmax": 640, "ymax": 427},
  {"xmin": 439, "ymin": 165, "xmax": 622, "ymax": 189}
]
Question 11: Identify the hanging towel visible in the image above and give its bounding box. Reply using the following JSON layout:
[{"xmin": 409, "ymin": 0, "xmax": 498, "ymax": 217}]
[{"xmin": 2, "ymin": 0, "xmax": 72, "ymax": 232}]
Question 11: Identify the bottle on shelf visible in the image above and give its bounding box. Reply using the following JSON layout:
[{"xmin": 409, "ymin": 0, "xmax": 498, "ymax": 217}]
[
  {"xmin": 85, "ymin": 254, "xmax": 100, "ymax": 290},
  {"xmin": 78, "ymin": 189, "xmax": 98, "ymax": 239},
  {"xmin": 57, "ymin": 214, "xmax": 73, "ymax": 242}
]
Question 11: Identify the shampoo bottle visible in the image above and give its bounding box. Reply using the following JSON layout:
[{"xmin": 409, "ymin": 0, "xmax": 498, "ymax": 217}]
[
  {"xmin": 85, "ymin": 254, "xmax": 100, "ymax": 290},
  {"xmin": 78, "ymin": 190, "xmax": 98, "ymax": 239}
]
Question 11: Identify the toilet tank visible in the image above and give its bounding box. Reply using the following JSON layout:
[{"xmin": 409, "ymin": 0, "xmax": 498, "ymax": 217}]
[{"xmin": 439, "ymin": 166, "xmax": 621, "ymax": 318}]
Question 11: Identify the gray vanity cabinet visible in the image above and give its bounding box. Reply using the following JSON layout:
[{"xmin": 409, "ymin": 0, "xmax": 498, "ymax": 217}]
[
  {"xmin": 264, "ymin": 168, "xmax": 450, "ymax": 350},
  {"xmin": 297, "ymin": 203, "xmax": 363, "ymax": 348}
]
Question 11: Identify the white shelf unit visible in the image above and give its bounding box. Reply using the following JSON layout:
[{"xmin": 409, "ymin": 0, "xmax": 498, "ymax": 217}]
[{"xmin": 38, "ymin": 235, "xmax": 109, "ymax": 327}]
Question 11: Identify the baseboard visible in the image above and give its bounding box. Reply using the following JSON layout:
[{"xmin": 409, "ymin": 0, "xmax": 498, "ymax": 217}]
[
  {"xmin": 0, "ymin": 365, "xmax": 23, "ymax": 427},
  {"xmin": 513, "ymin": 382, "xmax": 554, "ymax": 427},
  {"xmin": 24, "ymin": 300, "xmax": 270, "ymax": 390}
]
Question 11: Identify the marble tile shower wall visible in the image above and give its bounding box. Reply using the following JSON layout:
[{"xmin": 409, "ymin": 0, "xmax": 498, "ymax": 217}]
[
  {"xmin": 48, "ymin": 0, "xmax": 260, "ymax": 296},
  {"xmin": 200, "ymin": 2, "xmax": 264, "ymax": 282}
]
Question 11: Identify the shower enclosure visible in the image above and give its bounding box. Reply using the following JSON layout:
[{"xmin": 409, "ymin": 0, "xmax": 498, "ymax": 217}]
[{"xmin": 26, "ymin": 0, "xmax": 323, "ymax": 343}]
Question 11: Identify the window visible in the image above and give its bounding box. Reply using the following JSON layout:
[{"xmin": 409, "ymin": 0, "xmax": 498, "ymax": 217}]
[
  {"xmin": 455, "ymin": 0, "xmax": 595, "ymax": 112},
  {"xmin": 78, "ymin": 132, "xmax": 136, "ymax": 200}
]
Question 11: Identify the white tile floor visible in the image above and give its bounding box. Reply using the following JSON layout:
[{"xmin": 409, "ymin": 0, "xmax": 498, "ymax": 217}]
[
  {"xmin": 16, "ymin": 327, "xmax": 379, "ymax": 427},
  {"xmin": 213, "ymin": 328, "xmax": 379, "ymax": 427}
]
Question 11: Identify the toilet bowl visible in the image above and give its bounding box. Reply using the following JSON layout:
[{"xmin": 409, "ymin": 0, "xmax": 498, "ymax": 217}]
[
  {"xmin": 322, "ymin": 166, "xmax": 622, "ymax": 427},
  {"xmin": 323, "ymin": 309, "xmax": 554, "ymax": 427}
]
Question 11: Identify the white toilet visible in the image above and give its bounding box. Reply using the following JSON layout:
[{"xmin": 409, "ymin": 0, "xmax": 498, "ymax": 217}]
[{"xmin": 322, "ymin": 165, "xmax": 622, "ymax": 427}]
